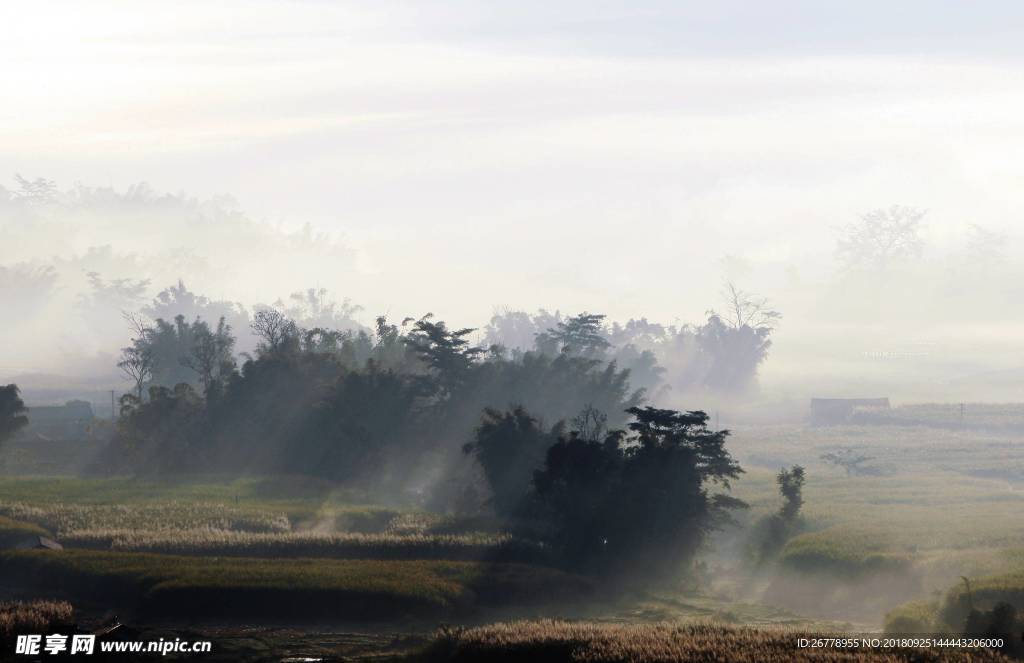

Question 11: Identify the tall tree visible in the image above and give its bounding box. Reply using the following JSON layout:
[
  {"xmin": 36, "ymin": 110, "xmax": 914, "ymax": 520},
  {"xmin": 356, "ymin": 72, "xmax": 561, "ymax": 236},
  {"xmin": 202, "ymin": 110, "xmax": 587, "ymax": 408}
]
[
  {"xmin": 404, "ymin": 315, "xmax": 484, "ymax": 398},
  {"xmin": 835, "ymin": 206, "xmax": 926, "ymax": 271},
  {"xmin": 184, "ymin": 317, "xmax": 237, "ymax": 391},
  {"xmin": 538, "ymin": 312, "xmax": 610, "ymax": 359},
  {"xmin": 250, "ymin": 309, "xmax": 299, "ymax": 356},
  {"xmin": 0, "ymin": 384, "xmax": 29, "ymax": 448},
  {"xmin": 531, "ymin": 405, "xmax": 745, "ymax": 582}
]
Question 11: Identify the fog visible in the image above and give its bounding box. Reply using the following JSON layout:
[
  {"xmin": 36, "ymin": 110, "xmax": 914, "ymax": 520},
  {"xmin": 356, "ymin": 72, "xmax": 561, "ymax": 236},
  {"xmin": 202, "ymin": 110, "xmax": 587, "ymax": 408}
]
[{"xmin": 4, "ymin": 1, "xmax": 1024, "ymax": 407}]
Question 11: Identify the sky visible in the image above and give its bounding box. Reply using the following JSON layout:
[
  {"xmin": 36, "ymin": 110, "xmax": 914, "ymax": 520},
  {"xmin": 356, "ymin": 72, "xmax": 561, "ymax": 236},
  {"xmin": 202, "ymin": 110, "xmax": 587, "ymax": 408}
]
[{"xmin": 3, "ymin": 1, "xmax": 1024, "ymax": 396}]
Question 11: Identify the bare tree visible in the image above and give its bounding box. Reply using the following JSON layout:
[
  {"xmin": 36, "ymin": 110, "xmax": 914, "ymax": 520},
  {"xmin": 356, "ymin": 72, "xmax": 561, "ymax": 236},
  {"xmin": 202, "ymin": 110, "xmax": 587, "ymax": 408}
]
[
  {"xmin": 118, "ymin": 313, "xmax": 154, "ymax": 400},
  {"xmin": 820, "ymin": 448, "xmax": 876, "ymax": 476},
  {"xmin": 712, "ymin": 282, "xmax": 781, "ymax": 331},
  {"xmin": 835, "ymin": 205, "xmax": 926, "ymax": 271},
  {"xmin": 250, "ymin": 309, "xmax": 297, "ymax": 354}
]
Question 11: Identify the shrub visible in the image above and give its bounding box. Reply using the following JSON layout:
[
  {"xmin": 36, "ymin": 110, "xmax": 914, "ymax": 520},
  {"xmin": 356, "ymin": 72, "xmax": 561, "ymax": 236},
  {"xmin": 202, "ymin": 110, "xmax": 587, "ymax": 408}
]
[
  {"xmin": 884, "ymin": 600, "xmax": 939, "ymax": 633},
  {"xmin": 940, "ymin": 571, "xmax": 1024, "ymax": 630}
]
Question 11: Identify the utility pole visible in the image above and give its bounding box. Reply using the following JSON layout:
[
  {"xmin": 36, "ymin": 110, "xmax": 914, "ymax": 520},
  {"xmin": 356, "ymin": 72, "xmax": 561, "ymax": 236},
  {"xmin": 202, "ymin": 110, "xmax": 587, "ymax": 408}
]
[{"xmin": 111, "ymin": 390, "xmax": 116, "ymax": 422}]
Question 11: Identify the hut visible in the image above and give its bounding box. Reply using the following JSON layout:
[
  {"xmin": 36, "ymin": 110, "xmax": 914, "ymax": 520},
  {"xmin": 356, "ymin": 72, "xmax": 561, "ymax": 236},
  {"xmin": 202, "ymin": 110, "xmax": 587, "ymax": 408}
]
[
  {"xmin": 15, "ymin": 535, "xmax": 63, "ymax": 551},
  {"xmin": 810, "ymin": 397, "xmax": 890, "ymax": 426}
]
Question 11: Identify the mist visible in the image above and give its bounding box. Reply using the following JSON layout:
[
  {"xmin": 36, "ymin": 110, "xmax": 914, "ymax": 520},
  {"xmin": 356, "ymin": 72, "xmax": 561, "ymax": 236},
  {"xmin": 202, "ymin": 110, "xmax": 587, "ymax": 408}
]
[{"xmin": 3, "ymin": 3, "xmax": 1024, "ymax": 659}]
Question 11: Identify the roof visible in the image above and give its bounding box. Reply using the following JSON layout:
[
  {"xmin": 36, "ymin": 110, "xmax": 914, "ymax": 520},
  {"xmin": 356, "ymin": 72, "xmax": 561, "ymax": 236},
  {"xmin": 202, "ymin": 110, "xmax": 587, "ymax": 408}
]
[{"xmin": 15, "ymin": 535, "xmax": 63, "ymax": 551}]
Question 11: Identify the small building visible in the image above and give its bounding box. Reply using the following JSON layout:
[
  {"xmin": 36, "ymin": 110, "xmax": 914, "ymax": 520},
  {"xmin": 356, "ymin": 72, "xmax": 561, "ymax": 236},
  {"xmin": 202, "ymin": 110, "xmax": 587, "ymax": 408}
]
[
  {"xmin": 810, "ymin": 397, "xmax": 890, "ymax": 426},
  {"xmin": 15, "ymin": 535, "xmax": 63, "ymax": 551}
]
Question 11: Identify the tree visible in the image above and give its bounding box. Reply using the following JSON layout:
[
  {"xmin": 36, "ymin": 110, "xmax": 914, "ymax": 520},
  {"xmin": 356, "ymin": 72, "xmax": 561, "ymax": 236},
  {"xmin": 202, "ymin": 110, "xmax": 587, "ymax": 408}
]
[
  {"xmin": 12, "ymin": 174, "xmax": 58, "ymax": 203},
  {"xmin": 114, "ymin": 383, "xmax": 206, "ymax": 474},
  {"xmin": 404, "ymin": 315, "xmax": 484, "ymax": 398},
  {"xmin": 118, "ymin": 313, "xmax": 155, "ymax": 400},
  {"xmin": 711, "ymin": 283, "xmax": 781, "ymax": 332},
  {"xmin": 751, "ymin": 465, "xmax": 806, "ymax": 565},
  {"xmin": 274, "ymin": 288, "xmax": 364, "ymax": 332},
  {"xmin": 697, "ymin": 283, "xmax": 780, "ymax": 393},
  {"xmin": 777, "ymin": 465, "xmax": 806, "ymax": 523},
  {"xmin": 0, "ymin": 384, "xmax": 29, "ymax": 447},
  {"xmin": 538, "ymin": 313, "xmax": 610, "ymax": 359},
  {"xmin": 250, "ymin": 309, "xmax": 298, "ymax": 355},
  {"xmin": 530, "ymin": 405, "xmax": 745, "ymax": 582},
  {"xmin": 821, "ymin": 448, "xmax": 876, "ymax": 476},
  {"xmin": 184, "ymin": 317, "xmax": 236, "ymax": 391},
  {"xmin": 835, "ymin": 206, "xmax": 926, "ymax": 271},
  {"xmin": 144, "ymin": 281, "xmax": 249, "ymax": 344},
  {"xmin": 463, "ymin": 406, "xmax": 562, "ymax": 517}
]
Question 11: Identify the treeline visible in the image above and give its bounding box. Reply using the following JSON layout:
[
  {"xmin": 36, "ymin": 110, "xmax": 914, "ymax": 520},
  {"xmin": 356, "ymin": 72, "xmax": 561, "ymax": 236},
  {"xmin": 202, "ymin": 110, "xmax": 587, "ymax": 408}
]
[
  {"xmin": 109, "ymin": 310, "xmax": 641, "ymax": 493},
  {"xmin": 90, "ymin": 285, "xmax": 779, "ymax": 572},
  {"xmin": 106, "ymin": 282, "xmax": 779, "ymax": 484}
]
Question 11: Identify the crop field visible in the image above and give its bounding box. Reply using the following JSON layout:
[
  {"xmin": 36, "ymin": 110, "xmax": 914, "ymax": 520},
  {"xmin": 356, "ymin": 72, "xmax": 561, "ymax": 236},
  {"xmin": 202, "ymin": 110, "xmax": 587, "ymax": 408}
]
[
  {"xmin": 415, "ymin": 619, "xmax": 1012, "ymax": 662},
  {"xmin": 0, "ymin": 600, "xmax": 73, "ymax": 639},
  {"xmin": 0, "ymin": 550, "xmax": 593, "ymax": 622},
  {"xmin": 1, "ymin": 417, "xmax": 1023, "ymax": 659},
  {"xmin": 59, "ymin": 529, "xmax": 545, "ymax": 562},
  {"xmin": 711, "ymin": 422, "xmax": 1024, "ymax": 627},
  {"xmin": 849, "ymin": 403, "xmax": 1024, "ymax": 432}
]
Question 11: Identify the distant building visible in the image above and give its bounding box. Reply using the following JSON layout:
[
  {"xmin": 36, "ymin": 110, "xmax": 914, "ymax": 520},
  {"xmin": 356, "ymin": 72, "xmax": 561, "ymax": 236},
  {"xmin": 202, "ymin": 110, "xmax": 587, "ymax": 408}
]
[
  {"xmin": 14, "ymin": 535, "xmax": 63, "ymax": 551},
  {"xmin": 18, "ymin": 400, "xmax": 96, "ymax": 441},
  {"xmin": 810, "ymin": 397, "xmax": 890, "ymax": 426}
]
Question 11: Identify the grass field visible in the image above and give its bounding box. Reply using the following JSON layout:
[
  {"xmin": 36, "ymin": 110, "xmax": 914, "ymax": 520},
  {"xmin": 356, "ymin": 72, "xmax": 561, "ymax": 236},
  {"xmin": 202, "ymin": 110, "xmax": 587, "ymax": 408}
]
[
  {"xmin": 850, "ymin": 403, "xmax": 1024, "ymax": 432},
  {"xmin": 1, "ymin": 415, "xmax": 1023, "ymax": 658},
  {"xmin": 0, "ymin": 550, "xmax": 593, "ymax": 621},
  {"xmin": 59, "ymin": 529, "xmax": 546, "ymax": 562},
  {"xmin": 414, "ymin": 619, "xmax": 1012, "ymax": 662},
  {"xmin": 0, "ymin": 600, "xmax": 73, "ymax": 639}
]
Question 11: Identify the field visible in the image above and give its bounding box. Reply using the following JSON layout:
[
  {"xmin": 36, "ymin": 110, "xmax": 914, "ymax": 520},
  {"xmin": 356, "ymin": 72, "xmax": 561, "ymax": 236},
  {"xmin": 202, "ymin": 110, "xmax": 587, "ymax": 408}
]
[
  {"xmin": 0, "ymin": 550, "xmax": 592, "ymax": 621},
  {"xmin": 0, "ymin": 600, "xmax": 73, "ymax": 639},
  {"xmin": 416, "ymin": 620, "xmax": 1012, "ymax": 662},
  {"xmin": 720, "ymin": 422, "xmax": 1024, "ymax": 627},
  {"xmin": 2, "ymin": 416, "xmax": 1024, "ymax": 659},
  {"xmin": 849, "ymin": 403, "xmax": 1024, "ymax": 433}
]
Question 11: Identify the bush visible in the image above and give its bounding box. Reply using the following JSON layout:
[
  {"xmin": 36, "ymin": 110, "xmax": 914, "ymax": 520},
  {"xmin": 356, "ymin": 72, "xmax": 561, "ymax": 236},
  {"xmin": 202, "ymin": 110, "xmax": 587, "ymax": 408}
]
[
  {"xmin": 884, "ymin": 600, "xmax": 939, "ymax": 633},
  {"xmin": 779, "ymin": 530, "xmax": 913, "ymax": 577},
  {"xmin": 939, "ymin": 571, "xmax": 1024, "ymax": 630}
]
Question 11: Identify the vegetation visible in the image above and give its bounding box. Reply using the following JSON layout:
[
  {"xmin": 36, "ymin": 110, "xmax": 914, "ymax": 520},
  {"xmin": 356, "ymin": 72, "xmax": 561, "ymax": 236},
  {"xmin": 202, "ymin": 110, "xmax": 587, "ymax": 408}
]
[
  {"xmin": 749, "ymin": 465, "xmax": 805, "ymax": 565},
  {"xmin": 527, "ymin": 406, "xmax": 745, "ymax": 582},
  {"xmin": 0, "ymin": 550, "xmax": 592, "ymax": 621},
  {"xmin": 850, "ymin": 403, "xmax": 1024, "ymax": 432},
  {"xmin": 939, "ymin": 570, "xmax": 1024, "ymax": 631},
  {"xmin": 0, "ymin": 600, "xmax": 74, "ymax": 639},
  {"xmin": 60, "ymin": 529, "xmax": 546, "ymax": 563},
  {"xmin": 417, "ymin": 619, "xmax": 1010, "ymax": 662},
  {"xmin": 883, "ymin": 600, "xmax": 939, "ymax": 634},
  {"xmin": 779, "ymin": 529, "xmax": 913, "ymax": 577},
  {"xmin": 0, "ymin": 384, "xmax": 28, "ymax": 450}
]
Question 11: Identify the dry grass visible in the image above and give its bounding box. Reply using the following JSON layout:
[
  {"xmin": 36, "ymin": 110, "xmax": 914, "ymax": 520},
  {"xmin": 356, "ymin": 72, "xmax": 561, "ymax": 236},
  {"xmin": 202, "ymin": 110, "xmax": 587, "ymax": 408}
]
[
  {"xmin": 0, "ymin": 600, "xmax": 73, "ymax": 638},
  {"xmin": 0, "ymin": 502, "xmax": 290, "ymax": 537},
  {"xmin": 0, "ymin": 551, "xmax": 592, "ymax": 621},
  {"xmin": 59, "ymin": 528, "xmax": 545, "ymax": 561},
  {"xmin": 419, "ymin": 620, "xmax": 1011, "ymax": 662}
]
